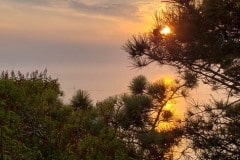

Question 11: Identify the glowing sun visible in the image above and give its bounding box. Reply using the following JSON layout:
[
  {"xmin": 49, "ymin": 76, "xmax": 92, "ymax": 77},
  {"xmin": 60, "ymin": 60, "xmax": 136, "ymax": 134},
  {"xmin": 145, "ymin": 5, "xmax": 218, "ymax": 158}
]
[{"xmin": 160, "ymin": 26, "xmax": 171, "ymax": 35}]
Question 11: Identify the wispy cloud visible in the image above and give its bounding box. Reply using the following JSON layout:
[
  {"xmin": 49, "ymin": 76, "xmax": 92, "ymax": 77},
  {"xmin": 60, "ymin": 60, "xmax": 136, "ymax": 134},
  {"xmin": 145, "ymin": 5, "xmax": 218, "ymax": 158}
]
[
  {"xmin": 68, "ymin": 0, "xmax": 139, "ymax": 19},
  {"xmin": 0, "ymin": 0, "xmax": 166, "ymax": 103},
  {"xmin": 2, "ymin": 0, "xmax": 153, "ymax": 20},
  {"xmin": 2, "ymin": 0, "xmax": 54, "ymax": 6}
]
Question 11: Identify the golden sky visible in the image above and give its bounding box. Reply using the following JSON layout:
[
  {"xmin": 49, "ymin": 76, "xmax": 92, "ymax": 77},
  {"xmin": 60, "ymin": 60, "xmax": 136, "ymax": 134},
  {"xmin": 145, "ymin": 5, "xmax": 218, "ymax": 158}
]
[
  {"xmin": 0, "ymin": 0, "xmax": 163, "ymax": 43},
  {"xmin": 0, "ymin": 0, "xmax": 213, "ymax": 110},
  {"xmin": 0, "ymin": 0, "xmax": 169, "ymax": 102}
]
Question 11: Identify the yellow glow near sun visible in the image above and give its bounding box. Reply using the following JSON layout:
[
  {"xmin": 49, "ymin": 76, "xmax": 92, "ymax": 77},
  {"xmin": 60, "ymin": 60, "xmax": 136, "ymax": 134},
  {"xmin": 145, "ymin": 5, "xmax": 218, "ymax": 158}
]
[
  {"xmin": 160, "ymin": 26, "xmax": 171, "ymax": 35},
  {"xmin": 164, "ymin": 102, "xmax": 173, "ymax": 110},
  {"xmin": 156, "ymin": 102, "xmax": 176, "ymax": 131},
  {"xmin": 163, "ymin": 77, "xmax": 173, "ymax": 86}
]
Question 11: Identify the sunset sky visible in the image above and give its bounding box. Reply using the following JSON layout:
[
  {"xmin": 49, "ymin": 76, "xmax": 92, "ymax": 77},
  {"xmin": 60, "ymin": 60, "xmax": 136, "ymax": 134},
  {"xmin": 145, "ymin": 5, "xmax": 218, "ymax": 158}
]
[{"xmin": 0, "ymin": 0, "xmax": 216, "ymax": 109}]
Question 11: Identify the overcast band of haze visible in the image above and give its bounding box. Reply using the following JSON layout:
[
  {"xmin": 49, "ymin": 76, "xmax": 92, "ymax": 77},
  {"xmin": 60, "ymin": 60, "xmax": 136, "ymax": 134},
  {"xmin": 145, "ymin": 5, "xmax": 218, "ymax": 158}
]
[
  {"xmin": 0, "ymin": 0, "xmax": 173, "ymax": 102},
  {"xmin": 0, "ymin": 0, "xmax": 215, "ymax": 112}
]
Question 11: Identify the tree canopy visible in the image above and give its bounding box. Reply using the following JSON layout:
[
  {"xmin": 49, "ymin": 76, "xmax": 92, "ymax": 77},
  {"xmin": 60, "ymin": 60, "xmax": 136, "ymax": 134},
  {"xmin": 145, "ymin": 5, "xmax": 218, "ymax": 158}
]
[
  {"xmin": 124, "ymin": 0, "xmax": 240, "ymax": 159},
  {"xmin": 0, "ymin": 70, "xmax": 193, "ymax": 159},
  {"xmin": 124, "ymin": 0, "xmax": 240, "ymax": 95},
  {"xmin": 1, "ymin": 0, "xmax": 240, "ymax": 159}
]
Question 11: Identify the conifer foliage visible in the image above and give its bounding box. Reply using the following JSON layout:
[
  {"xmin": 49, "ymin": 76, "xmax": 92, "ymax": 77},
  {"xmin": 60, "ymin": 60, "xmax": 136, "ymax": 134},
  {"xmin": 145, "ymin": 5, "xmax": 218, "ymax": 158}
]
[
  {"xmin": 0, "ymin": 71, "xmax": 193, "ymax": 159},
  {"xmin": 124, "ymin": 0, "xmax": 240, "ymax": 159}
]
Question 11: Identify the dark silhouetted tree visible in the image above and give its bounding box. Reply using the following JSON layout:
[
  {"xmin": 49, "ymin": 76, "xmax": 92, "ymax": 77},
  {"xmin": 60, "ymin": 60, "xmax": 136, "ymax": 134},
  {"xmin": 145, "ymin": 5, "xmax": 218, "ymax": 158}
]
[
  {"xmin": 124, "ymin": 0, "xmax": 240, "ymax": 96},
  {"xmin": 112, "ymin": 75, "xmax": 195, "ymax": 159},
  {"xmin": 184, "ymin": 101, "xmax": 240, "ymax": 159},
  {"xmin": 124, "ymin": 0, "xmax": 240, "ymax": 159}
]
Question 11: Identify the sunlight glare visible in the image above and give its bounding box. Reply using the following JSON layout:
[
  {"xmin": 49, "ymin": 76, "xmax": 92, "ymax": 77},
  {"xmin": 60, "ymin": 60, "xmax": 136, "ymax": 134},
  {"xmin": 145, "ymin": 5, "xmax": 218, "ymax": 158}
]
[
  {"xmin": 164, "ymin": 102, "xmax": 173, "ymax": 110},
  {"xmin": 160, "ymin": 26, "xmax": 171, "ymax": 35},
  {"xmin": 164, "ymin": 77, "xmax": 173, "ymax": 86}
]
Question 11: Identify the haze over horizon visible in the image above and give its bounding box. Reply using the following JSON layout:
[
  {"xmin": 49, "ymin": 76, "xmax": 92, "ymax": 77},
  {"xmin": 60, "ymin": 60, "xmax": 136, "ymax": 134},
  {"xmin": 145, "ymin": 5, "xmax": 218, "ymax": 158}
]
[{"xmin": 0, "ymin": 0, "xmax": 216, "ymax": 109}]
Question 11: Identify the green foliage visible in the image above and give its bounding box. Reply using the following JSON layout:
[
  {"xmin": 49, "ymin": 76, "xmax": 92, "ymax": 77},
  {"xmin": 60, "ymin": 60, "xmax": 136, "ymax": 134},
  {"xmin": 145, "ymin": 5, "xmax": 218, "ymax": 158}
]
[
  {"xmin": 111, "ymin": 75, "xmax": 189, "ymax": 159},
  {"xmin": 118, "ymin": 94, "xmax": 152, "ymax": 129},
  {"xmin": 129, "ymin": 75, "xmax": 147, "ymax": 94},
  {"xmin": 0, "ymin": 71, "xmax": 139, "ymax": 159},
  {"xmin": 0, "ymin": 68, "xmax": 193, "ymax": 160},
  {"xmin": 137, "ymin": 128, "xmax": 182, "ymax": 159},
  {"xmin": 75, "ymin": 129, "xmax": 131, "ymax": 160},
  {"xmin": 0, "ymin": 70, "xmax": 69, "ymax": 159},
  {"xmin": 71, "ymin": 90, "xmax": 92, "ymax": 110},
  {"xmin": 147, "ymin": 81, "xmax": 167, "ymax": 101}
]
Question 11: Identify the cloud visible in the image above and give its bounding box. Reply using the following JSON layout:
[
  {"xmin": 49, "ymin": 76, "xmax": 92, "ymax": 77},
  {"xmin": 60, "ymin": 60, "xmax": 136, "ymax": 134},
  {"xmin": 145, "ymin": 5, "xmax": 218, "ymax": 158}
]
[
  {"xmin": 68, "ymin": 0, "xmax": 139, "ymax": 19},
  {"xmin": 67, "ymin": 0, "xmax": 163, "ymax": 18},
  {"xmin": 1, "ymin": 0, "xmax": 150, "ymax": 20},
  {"xmin": 0, "ymin": 0, "xmax": 171, "ymax": 103},
  {"xmin": 2, "ymin": 0, "xmax": 54, "ymax": 6}
]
